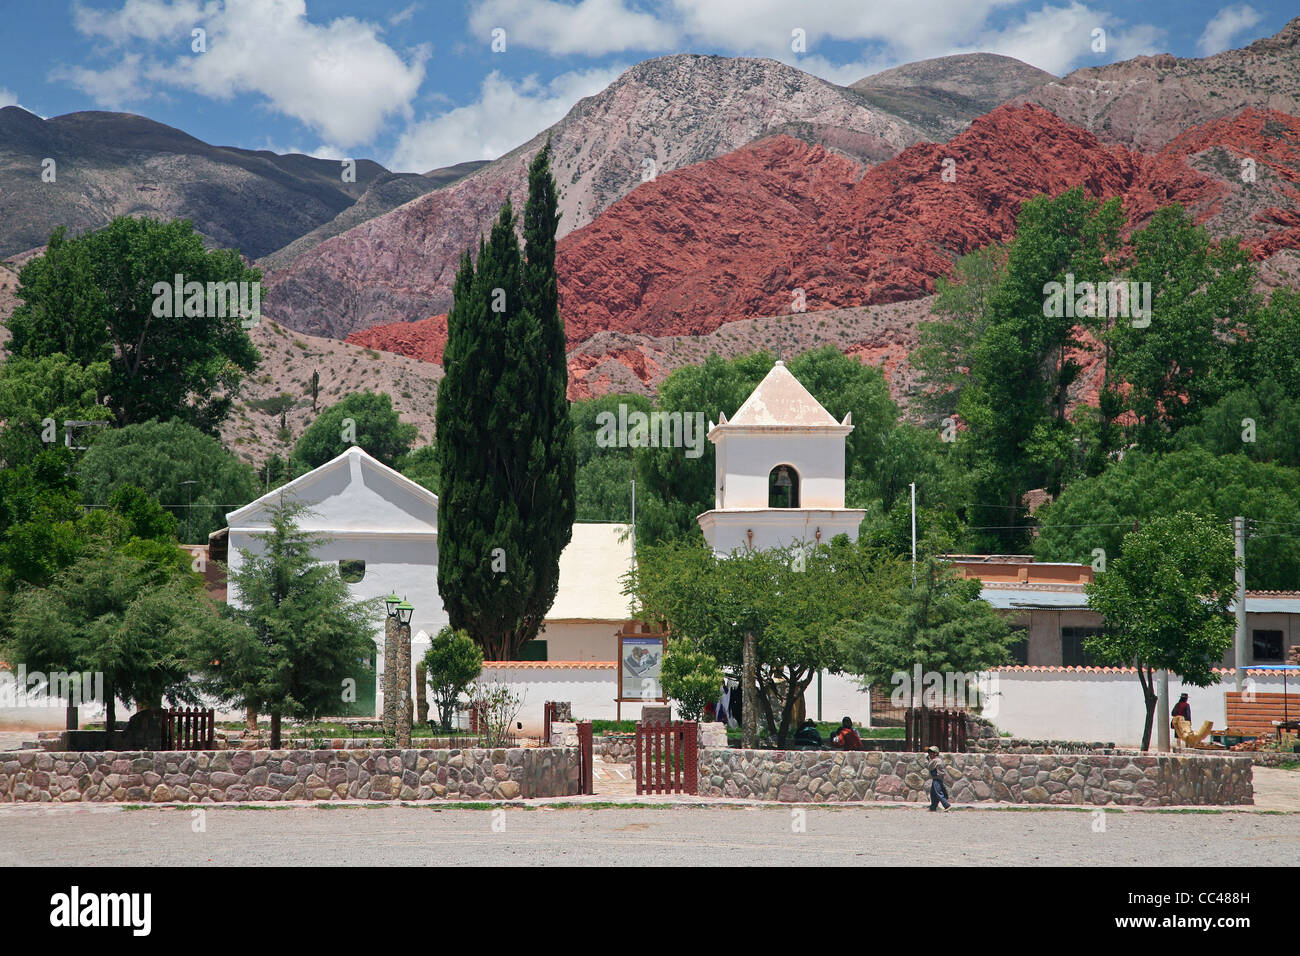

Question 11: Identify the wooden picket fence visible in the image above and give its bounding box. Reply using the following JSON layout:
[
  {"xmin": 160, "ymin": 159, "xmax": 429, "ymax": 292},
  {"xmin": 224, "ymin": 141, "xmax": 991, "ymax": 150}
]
[
  {"xmin": 904, "ymin": 707, "xmax": 968, "ymax": 753},
  {"xmin": 162, "ymin": 707, "xmax": 215, "ymax": 750},
  {"xmin": 576, "ymin": 721, "xmax": 594, "ymax": 795},
  {"xmin": 634, "ymin": 720, "xmax": 698, "ymax": 795}
]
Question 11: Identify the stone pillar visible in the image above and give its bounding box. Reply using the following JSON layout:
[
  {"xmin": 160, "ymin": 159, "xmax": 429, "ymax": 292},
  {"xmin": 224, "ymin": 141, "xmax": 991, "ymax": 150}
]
[
  {"xmin": 415, "ymin": 662, "xmax": 428, "ymax": 727},
  {"xmin": 396, "ymin": 621, "xmax": 412, "ymax": 747},
  {"xmin": 382, "ymin": 615, "xmax": 397, "ymax": 735}
]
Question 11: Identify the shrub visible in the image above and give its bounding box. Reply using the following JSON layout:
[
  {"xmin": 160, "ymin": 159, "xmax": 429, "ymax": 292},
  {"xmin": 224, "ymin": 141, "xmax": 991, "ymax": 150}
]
[
  {"xmin": 422, "ymin": 627, "xmax": 483, "ymax": 731},
  {"xmin": 659, "ymin": 639, "xmax": 723, "ymax": 722}
]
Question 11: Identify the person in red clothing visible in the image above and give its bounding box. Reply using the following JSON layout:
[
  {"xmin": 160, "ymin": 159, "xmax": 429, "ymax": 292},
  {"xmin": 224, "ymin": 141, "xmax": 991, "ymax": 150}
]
[
  {"xmin": 830, "ymin": 716, "xmax": 863, "ymax": 751},
  {"xmin": 1172, "ymin": 693, "xmax": 1191, "ymax": 725}
]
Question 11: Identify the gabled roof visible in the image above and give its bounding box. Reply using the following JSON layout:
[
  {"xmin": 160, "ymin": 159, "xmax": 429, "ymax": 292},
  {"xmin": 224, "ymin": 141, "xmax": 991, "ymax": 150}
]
[
  {"xmin": 225, "ymin": 446, "xmax": 437, "ymax": 534},
  {"xmin": 723, "ymin": 360, "xmax": 846, "ymax": 428},
  {"xmin": 549, "ymin": 523, "xmax": 636, "ymax": 621}
]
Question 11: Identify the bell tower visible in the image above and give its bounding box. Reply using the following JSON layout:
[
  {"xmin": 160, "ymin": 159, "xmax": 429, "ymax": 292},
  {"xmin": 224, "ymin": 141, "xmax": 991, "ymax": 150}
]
[{"xmin": 697, "ymin": 360, "xmax": 866, "ymax": 556}]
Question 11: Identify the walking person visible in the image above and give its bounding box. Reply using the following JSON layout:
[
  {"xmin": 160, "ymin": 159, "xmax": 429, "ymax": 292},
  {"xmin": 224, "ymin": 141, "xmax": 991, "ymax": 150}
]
[{"xmin": 926, "ymin": 745, "xmax": 952, "ymax": 812}]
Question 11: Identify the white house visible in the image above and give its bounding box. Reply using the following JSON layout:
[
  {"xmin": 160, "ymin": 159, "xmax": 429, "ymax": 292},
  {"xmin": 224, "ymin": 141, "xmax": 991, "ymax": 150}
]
[
  {"xmin": 698, "ymin": 359, "xmax": 866, "ymax": 554},
  {"xmin": 217, "ymin": 446, "xmax": 637, "ymax": 719}
]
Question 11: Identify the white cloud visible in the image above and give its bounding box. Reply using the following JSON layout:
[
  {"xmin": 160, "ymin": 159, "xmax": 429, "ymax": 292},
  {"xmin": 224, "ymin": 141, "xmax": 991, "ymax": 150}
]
[
  {"xmin": 469, "ymin": 0, "xmax": 678, "ymax": 55},
  {"xmin": 0, "ymin": 88, "xmax": 18, "ymax": 108},
  {"xmin": 1197, "ymin": 4, "xmax": 1263, "ymax": 56},
  {"xmin": 388, "ymin": 66, "xmax": 625, "ymax": 172},
  {"xmin": 66, "ymin": 0, "xmax": 427, "ymax": 147}
]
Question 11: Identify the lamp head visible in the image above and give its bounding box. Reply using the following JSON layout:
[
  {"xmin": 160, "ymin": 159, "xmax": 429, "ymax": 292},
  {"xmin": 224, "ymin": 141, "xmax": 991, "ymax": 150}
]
[
  {"xmin": 396, "ymin": 600, "xmax": 414, "ymax": 625},
  {"xmin": 384, "ymin": 592, "xmax": 401, "ymax": 617}
]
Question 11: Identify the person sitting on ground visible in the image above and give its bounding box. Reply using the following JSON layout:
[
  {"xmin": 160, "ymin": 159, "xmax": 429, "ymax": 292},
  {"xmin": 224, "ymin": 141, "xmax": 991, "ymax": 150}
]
[
  {"xmin": 830, "ymin": 716, "xmax": 863, "ymax": 751},
  {"xmin": 792, "ymin": 718, "xmax": 822, "ymax": 748}
]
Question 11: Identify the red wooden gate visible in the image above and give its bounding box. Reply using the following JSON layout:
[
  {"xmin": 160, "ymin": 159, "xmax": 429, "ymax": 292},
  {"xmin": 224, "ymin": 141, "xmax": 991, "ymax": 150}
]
[
  {"xmin": 163, "ymin": 707, "xmax": 215, "ymax": 750},
  {"xmin": 634, "ymin": 721, "xmax": 698, "ymax": 795}
]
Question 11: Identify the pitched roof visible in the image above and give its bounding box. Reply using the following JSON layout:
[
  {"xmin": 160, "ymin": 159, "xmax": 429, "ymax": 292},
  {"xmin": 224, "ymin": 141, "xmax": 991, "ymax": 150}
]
[
  {"xmin": 548, "ymin": 523, "xmax": 637, "ymax": 621},
  {"xmin": 725, "ymin": 360, "xmax": 843, "ymax": 428}
]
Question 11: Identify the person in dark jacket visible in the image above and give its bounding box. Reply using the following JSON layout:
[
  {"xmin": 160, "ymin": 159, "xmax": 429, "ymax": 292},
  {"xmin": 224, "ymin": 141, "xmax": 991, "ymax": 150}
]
[
  {"xmin": 926, "ymin": 745, "xmax": 951, "ymax": 812},
  {"xmin": 1172, "ymin": 693, "xmax": 1191, "ymax": 724},
  {"xmin": 792, "ymin": 719, "xmax": 822, "ymax": 748},
  {"xmin": 830, "ymin": 716, "xmax": 863, "ymax": 751}
]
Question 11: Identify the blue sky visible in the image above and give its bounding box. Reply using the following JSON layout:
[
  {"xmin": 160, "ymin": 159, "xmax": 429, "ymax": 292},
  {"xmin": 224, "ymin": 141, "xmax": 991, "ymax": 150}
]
[{"xmin": 0, "ymin": 1, "xmax": 1295, "ymax": 172}]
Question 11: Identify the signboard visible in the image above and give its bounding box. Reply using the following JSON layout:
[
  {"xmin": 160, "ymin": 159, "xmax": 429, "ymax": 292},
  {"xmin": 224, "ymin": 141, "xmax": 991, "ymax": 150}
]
[{"xmin": 618, "ymin": 634, "xmax": 665, "ymax": 702}]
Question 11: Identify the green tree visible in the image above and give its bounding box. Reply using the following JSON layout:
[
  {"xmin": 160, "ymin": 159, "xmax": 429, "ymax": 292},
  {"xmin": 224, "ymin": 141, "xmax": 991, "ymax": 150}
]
[
  {"xmin": 629, "ymin": 535, "xmax": 905, "ymax": 744},
  {"xmin": 191, "ymin": 497, "xmax": 379, "ymax": 747},
  {"xmin": 6, "ymin": 218, "xmax": 261, "ymax": 432},
  {"xmin": 5, "ymin": 544, "xmax": 218, "ymax": 729},
  {"xmin": 292, "ymin": 390, "xmax": 417, "ymax": 470},
  {"xmin": 0, "ymin": 353, "xmax": 112, "ymax": 469},
  {"xmin": 77, "ymin": 419, "xmax": 259, "ymax": 541},
  {"xmin": 1033, "ymin": 448, "xmax": 1300, "ymax": 591},
  {"xmin": 659, "ymin": 639, "xmax": 724, "ymax": 721},
  {"xmin": 1107, "ymin": 206, "xmax": 1258, "ymax": 451},
  {"xmin": 436, "ymin": 143, "xmax": 575, "ymax": 659},
  {"xmin": 835, "ymin": 553, "xmax": 1014, "ymax": 704},
  {"xmin": 570, "ymin": 393, "xmax": 651, "ymax": 522},
  {"xmin": 395, "ymin": 443, "xmax": 440, "ymax": 494},
  {"xmin": 1084, "ymin": 512, "xmax": 1236, "ymax": 750},
  {"xmin": 422, "ymin": 627, "xmax": 484, "ymax": 731}
]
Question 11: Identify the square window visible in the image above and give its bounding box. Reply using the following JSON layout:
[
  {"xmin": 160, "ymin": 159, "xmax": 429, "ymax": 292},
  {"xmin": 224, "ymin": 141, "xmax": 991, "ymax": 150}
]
[
  {"xmin": 1060, "ymin": 627, "xmax": 1101, "ymax": 667},
  {"xmin": 1252, "ymin": 629, "xmax": 1284, "ymax": 662}
]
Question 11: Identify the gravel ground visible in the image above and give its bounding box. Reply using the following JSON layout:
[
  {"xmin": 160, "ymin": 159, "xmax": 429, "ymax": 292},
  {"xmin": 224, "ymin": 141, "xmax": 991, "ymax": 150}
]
[{"xmin": 3, "ymin": 802, "xmax": 1299, "ymax": 866}]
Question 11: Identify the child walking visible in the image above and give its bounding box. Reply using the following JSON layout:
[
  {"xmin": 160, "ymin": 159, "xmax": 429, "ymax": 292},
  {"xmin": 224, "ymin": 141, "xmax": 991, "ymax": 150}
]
[{"xmin": 926, "ymin": 745, "xmax": 952, "ymax": 812}]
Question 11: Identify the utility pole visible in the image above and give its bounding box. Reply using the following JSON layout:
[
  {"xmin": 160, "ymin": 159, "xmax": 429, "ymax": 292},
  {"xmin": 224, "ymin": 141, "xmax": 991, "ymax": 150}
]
[
  {"xmin": 910, "ymin": 482, "xmax": 917, "ymax": 588},
  {"xmin": 1235, "ymin": 516, "xmax": 1247, "ymax": 692}
]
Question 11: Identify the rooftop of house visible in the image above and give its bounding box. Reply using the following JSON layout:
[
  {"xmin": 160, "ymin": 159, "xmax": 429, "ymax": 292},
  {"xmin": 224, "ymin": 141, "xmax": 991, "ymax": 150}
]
[{"xmin": 717, "ymin": 360, "xmax": 849, "ymax": 429}]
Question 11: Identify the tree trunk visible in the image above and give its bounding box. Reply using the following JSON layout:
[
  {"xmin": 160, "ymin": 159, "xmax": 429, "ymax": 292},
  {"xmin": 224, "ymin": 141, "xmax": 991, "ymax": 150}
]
[
  {"xmin": 245, "ymin": 705, "xmax": 257, "ymax": 733},
  {"xmin": 270, "ymin": 711, "xmax": 282, "ymax": 750},
  {"xmin": 1137, "ymin": 665, "xmax": 1156, "ymax": 752},
  {"xmin": 741, "ymin": 630, "xmax": 758, "ymax": 749},
  {"xmin": 415, "ymin": 663, "xmax": 428, "ymax": 727},
  {"xmin": 105, "ymin": 685, "xmax": 116, "ymax": 739}
]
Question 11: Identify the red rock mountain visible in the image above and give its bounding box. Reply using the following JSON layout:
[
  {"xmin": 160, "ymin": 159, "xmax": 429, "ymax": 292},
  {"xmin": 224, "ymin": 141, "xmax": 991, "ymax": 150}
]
[
  {"xmin": 263, "ymin": 53, "xmax": 1060, "ymax": 339},
  {"xmin": 348, "ymin": 103, "xmax": 1300, "ymax": 398}
]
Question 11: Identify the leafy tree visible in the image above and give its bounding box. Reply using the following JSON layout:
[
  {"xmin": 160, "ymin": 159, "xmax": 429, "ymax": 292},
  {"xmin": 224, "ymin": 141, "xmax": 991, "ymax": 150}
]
[
  {"xmin": 0, "ymin": 448, "xmax": 85, "ymax": 596},
  {"xmin": 5, "ymin": 544, "xmax": 217, "ymax": 728},
  {"xmin": 422, "ymin": 626, "xmax": 483, "ymax": 731},
  {"xmin": 1033, "ymin": 448, "xmax": 1300, "ymax": 590},
  {"xmin": 1107, "ymin": 206, "xmax": 1258, "ymax": 451},
  {"xmin": 77, "ymin": 419, "xmax": 259, "ymax": 541},
  {"xmin": 911, "ymin": 244, "xmax": 1008, "ymax": 422},
  {"xmin": 190, "ymin": 498, "xmax": 379, "ymax": 747},
  {"xmin": 292, "ymin": 391, "xmax": 416, "ymax": 470},
  {"xmin": 570, "ymin": 393, "xmax": 649, "ymax": 522},
  {"xmin": 835, "ymin": 553, "xmax": 1014, "ymax": 702},
  {"xmin": 0, "ymin": 353, "xmax": 112, "ymax": 469},
  {"xmin": 6, "ymin": 218, "xmax": 261, "ymax": 432},
  {"xmin": 659, "ymin": 639, "xmax": 724, "ymax": 721},
  {"xmin": 629, "ymin": 535, "xmax": 905, "ymax": 744},
  {"xmin": 1084, "ymin": 512, "xmax": 1235, "ymax": 750},
  {"xmin": 394, "ymin": 443, "xmax": 440, "ymax": 494},
  {"xmin": 1172, "ymin": 378, "xmax": 1300, "ymax": 469},
  {"xmin": 436, "ymin": 143, "xmax": 576, "ymax": 659}
]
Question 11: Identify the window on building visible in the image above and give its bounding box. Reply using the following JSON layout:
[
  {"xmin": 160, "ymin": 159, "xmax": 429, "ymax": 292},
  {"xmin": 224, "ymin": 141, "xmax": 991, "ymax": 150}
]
[
  {"xmin": 519, "ymin": 640, "xmax": 548, "ymax": 662},
  {"xmin": 1006, "ymin": 625, "xmax": 1029, "ymax": 665},
  {"xmin": 338, "ymin": 559, "xmax": 365, "ymax": 584},
  {"xmin": 768, "ymin": 464, "xmax": 800, "ymax": 508},
  {"xmin": 1060, "ymin": 627, "xmax": 1102, "ymax": 667},
  {"xmin": 1252, "ymin": 629, "xmax": 1285, "ymax": 662}
]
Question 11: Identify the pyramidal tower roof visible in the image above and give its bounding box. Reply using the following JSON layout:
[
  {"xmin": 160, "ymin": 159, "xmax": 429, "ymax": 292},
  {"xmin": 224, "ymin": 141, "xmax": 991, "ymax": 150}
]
[{"xmin": 724, "ymin": 360, "xmax": 845, "ymax": 428}]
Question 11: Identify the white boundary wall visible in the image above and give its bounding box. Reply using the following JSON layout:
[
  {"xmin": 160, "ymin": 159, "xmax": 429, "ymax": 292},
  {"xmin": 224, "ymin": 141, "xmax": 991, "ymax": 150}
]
[{"xmin": 989, "ymin": 668, "xmax": 1298, "ymax": 746}]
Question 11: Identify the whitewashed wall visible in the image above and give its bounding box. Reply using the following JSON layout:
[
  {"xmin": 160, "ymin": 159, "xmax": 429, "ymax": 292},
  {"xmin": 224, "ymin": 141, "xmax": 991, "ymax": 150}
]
[{"xmin": 988, "ymin": 668, "xmax": 1299, "ymax": 746}]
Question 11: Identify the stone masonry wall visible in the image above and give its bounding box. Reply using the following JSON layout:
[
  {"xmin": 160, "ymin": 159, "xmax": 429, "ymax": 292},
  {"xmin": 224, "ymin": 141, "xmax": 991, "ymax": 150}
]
[
  {"xmin": 0, "ymin": 747, "xmax": 581, "ymax": 804},
  {"xmin": 699, "ymin": 749, "xmax": 1253, "ymax": 806}
]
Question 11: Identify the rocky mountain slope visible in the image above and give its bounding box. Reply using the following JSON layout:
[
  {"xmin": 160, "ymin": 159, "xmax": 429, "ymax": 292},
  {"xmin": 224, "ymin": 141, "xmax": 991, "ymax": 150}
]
[
  {"xmin": 0, "ymin": 107, "xmax": 475, "ymax": 260},
  {"xmin": 1020, "ymin": 16, "xmax": 1300, "ymax": 150},
  {"xmin": 852, "ymin": 53, "xmax": 1054, "ymax": 139},
  {"xmin": 260, "ymin": 53, "xmax": 968, "ymax": 338}
]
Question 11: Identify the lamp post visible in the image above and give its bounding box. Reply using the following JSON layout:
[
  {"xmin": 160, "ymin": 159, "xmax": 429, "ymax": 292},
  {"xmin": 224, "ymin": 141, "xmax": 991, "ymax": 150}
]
[
  {"xmin": 382, "ymin": 593, "xmax": 401, "ymax": 735},
  {"xmin": 395, "ymin": 600, "xmax": 414, "ymax": 748}
]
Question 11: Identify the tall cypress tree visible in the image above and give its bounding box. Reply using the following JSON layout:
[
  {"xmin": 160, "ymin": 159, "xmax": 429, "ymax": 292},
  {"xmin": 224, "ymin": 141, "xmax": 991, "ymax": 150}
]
[{"xmin": 436, "ymin": 143, "xmax": 575, "ymax": 660}]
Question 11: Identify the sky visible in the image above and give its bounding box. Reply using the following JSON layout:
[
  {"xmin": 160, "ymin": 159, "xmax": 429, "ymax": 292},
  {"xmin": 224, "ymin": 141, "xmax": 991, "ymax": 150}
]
[{"xmin": 0, "ymin": 0, "xmax": 1295, "ymax": 173}]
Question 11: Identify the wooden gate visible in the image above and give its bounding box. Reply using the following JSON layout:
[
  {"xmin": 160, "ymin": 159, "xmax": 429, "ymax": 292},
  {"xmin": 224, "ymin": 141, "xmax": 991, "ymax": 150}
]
[
  {"xmin": 905, "ymin": 707, "xmax": 967, "ymax": 753},
  {"xmin": 634, "ymin": 720, "xmax": 698, "ymax": 795},
  {"xmin": 162, "ymin": 707, "xmax": 215, "ymax": 750}
]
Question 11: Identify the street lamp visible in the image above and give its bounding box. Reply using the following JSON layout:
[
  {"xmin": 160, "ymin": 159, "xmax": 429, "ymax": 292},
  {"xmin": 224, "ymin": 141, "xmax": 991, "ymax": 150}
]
[
  {"xmin": 385, "ymin": 592, "xmax": 401, "ymax": 618},
  {"xmin": 396, "ymin": 600, "xmax": 413, "ymax": 625}
]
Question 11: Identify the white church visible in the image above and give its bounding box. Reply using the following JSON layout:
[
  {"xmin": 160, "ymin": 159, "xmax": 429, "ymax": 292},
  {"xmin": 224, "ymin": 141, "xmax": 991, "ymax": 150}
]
[{"xmin": 204, "ymin": 359, "xmax": 867, "ymax": 723}]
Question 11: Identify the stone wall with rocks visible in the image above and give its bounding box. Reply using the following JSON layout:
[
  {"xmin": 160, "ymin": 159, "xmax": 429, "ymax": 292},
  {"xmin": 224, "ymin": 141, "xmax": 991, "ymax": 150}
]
[
  {"xmin": 0, "ymin": 747, "xmax": 581, "ymax": 804},
  {"xmin": 698, "ymin": 749, "xmax": 1253, "ymax": 806},
  {"xmin": 967, "ymin": 738, "xmax": 1121, "ymax": 754}
]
